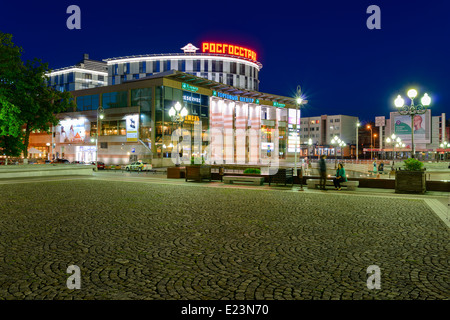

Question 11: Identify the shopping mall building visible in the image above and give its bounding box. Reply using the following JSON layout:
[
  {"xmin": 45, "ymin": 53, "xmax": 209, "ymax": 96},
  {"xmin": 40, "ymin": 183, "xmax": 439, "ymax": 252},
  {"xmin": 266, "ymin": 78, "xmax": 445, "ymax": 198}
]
[
  {"xmin": 47, "ymin": 70, "xmax": 304, "ymax": 167},
  {"xmin": 24, "ymin": 41, "xmax": 316, "ymax": 166}
]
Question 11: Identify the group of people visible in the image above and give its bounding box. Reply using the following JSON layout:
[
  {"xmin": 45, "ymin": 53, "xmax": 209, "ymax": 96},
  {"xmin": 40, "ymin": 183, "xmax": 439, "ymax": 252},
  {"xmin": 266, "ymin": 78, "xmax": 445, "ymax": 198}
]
[{"xmin": 318, "ymin": 155, "xmax": 347, "ymax": 190}]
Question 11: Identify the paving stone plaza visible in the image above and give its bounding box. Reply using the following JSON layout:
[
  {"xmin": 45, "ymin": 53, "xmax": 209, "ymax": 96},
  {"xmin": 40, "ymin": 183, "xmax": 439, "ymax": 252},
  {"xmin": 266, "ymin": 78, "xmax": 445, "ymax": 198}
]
[{"xmin": 0, "ymin": 175, "xmax": 448, "ymax": 300}]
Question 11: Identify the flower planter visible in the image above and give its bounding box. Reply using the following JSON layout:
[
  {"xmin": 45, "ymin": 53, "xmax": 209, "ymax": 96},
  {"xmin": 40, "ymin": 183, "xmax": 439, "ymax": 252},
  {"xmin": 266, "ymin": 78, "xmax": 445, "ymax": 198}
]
[
  {"xmin": 395, "ymin": 170, "xmax": 426, "ymax": 194},
  {"xmin": 185, "ymin": 165, "xmax": 211, "ymax": 182},
  {"xmin": 167, "ymin": 166, "xmax": 185, "ymax": 179}
]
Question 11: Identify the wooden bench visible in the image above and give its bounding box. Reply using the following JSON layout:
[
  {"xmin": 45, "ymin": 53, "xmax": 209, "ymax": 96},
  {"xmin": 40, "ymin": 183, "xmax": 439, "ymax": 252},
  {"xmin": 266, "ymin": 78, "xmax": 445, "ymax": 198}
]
[
  {"xmin": 223, "ymin": 175, "xmax": 264, "ymax": 186},
  {"xmin": 306, "ymin": 179, "xmax": 359, "ymax": 190}
]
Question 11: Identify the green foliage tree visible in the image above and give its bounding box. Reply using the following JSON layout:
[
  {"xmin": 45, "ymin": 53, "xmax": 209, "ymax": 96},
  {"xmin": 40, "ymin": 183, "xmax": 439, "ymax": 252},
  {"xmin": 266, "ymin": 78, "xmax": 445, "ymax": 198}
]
[
  {"xmin": 0, "ymin": 32, "xmax": 74, "ymax": 159},
  {"xmin": 16, "ymin": 58, "xmax": 74, "ymax": 158},
  {"xmin": 0, "ymin": 32, "xmax": 23, "ymax": 138}
]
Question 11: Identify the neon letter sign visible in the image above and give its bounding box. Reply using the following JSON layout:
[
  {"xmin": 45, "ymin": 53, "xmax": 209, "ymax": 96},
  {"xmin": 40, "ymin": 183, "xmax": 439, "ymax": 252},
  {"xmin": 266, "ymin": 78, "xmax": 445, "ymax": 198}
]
[{"xmin": 202, "ymin": 42, "xmax": 257, "ymax": 62}]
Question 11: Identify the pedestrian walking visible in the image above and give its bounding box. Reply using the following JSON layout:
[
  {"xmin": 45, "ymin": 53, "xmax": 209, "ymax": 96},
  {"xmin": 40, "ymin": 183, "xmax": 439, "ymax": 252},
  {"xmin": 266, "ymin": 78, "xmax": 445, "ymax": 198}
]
[
  {"xmin": 319, "ymin": 155, "xmax": 327, "ymax": 190},
  {"xmin": 333, "ymin": 163, "xmax": 347, "ymax": 190}
]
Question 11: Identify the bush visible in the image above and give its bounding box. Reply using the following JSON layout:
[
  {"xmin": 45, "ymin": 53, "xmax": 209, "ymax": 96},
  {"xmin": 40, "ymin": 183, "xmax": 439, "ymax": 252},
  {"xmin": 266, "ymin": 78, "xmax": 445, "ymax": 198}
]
[
  {"xmin": 190, "ymin": 156, "xmax": 205, "ymax": 165},
  {"xmin": 243, "ymin": 168, "xmax": 261, "ymax": 174},
  {"xmin": 403, "ymin": 158, "xmax": 424, "ymax": 171}
]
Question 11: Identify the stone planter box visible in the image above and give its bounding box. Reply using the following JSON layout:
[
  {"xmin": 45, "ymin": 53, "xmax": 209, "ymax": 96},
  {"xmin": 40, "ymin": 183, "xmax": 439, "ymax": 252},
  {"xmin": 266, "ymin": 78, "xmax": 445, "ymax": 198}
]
[
  {"xmin": 395, "ymin": 170, "xmax": 426, "ymax": 194},
  {"xmin": 185, "ymin": 165, "xmax": 211, "ymax": 182}
]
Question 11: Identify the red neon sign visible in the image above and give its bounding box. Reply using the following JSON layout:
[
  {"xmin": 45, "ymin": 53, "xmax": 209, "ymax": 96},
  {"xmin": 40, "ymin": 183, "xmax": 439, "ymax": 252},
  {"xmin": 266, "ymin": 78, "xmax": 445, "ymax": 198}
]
[{"xmin": 202, "ymin": 42, "xmax": 257, "ymax": 62}]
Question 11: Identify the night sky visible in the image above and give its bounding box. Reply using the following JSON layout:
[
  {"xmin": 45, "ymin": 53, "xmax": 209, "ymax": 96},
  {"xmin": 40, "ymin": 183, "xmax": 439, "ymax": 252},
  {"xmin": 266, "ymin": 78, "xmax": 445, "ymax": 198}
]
[{"xmin": 1, "ymin": 0, "xmax": 448, "ymax": 122}]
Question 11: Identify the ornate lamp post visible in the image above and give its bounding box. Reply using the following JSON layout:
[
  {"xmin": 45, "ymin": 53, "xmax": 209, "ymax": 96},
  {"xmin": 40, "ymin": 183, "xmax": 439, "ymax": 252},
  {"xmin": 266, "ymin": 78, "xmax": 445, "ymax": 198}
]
[
  {"xmin": 331, "ymin": 136, "xmax": 340, "ymax": 168},
  {"xmin": 394, "ymin": 89, "xmax": 431, "ymax": 158},
  {"xmin": 294, "ymin": 85, "xmax": 303, "ymax": 177},
  {"xmin": 96, "ymin": 106, "xmax": 104, "ymax": 171},
  {"xmin": 339, "ymin": 140, "xmax": 346, "ymax": 161},
  {"xmin": 169, "ymin": 101, "xmax": 188, "ymax": 166},
  {"xmin": 386, "ymin": 134, "xmax": 402, "ymax": 161}
]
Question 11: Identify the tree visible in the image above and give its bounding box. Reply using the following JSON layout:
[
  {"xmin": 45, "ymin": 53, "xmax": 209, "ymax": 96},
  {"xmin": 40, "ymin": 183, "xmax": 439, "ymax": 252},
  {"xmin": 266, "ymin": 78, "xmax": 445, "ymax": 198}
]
[
  {"xmin": 0, "ymin": 32, "xmax": 24, "ymax": 159},
  {"xmin": 0, "ymin": 31, "xmax": 74, "ymax": 159},
  {"xmin": 15, "ymin": 58, "xmax": 74, "ymax": 158}
]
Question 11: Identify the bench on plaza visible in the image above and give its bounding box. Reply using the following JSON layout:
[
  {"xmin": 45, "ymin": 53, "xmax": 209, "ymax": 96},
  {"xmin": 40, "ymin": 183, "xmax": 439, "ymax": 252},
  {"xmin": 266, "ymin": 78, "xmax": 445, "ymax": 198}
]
[
  {"xmin": 306, "ymin": 179, "xmax": 359, "ymax": 191},
  {"xmin": 268, "ymin": 168, "xmax": 294, "ymax": 187},
  {"xmin": 223, "ymin": 175, "xmax": 264, "ymax": 186}
]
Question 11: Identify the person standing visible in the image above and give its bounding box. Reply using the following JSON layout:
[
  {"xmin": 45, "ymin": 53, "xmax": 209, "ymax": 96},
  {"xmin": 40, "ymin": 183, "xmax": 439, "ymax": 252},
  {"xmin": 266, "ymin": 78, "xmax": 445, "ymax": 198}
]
[
  {"xmin": 319, "ymin": 155, "xmax": 327, "ymax": 190},
  {"xmin": 333, "ymin": 163, "xmax": 347, "ymax": 190}
]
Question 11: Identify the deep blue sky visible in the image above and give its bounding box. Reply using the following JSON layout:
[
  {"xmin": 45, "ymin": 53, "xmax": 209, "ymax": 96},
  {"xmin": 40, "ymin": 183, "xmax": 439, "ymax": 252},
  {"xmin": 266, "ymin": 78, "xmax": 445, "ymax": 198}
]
[{"xmin": 1, "ymin": 0, "xmax": 448, "ymax": 122}]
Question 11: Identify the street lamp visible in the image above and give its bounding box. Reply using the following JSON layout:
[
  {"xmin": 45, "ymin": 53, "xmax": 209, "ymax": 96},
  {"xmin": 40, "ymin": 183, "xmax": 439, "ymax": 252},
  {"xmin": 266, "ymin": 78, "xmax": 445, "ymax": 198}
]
[
  {"xmin": 366, "ymin": 124, "xmax": 373, "ymax": 160},
  {"xmin": 356, "ymin": 121, "xmax": 360, "ymax": 161},
  {"xmin": 386, "ymin": 134, "xmax": 402, "ymax": 161},
  {"xmin": 395, "ymin": 141, "xmax": 405, "ymax": 160},
  {"xmin": 338, "ymin": 140, "xmax": 346, "ymax": 161},
  {"xmin": 46, "ymin": 142, "xmax": 51, "ymax": 160},
  {"xmin": 294, "ymin": 85, "xmax": 303, "ymax": 178},
  {"xmin": 440, "ymin": 141, "xmax": 449, "ymax": 160},
  {"xmin": 394, "ymin": 89, "xmax": 431, "ymax": 158},
  {"xmin": 96, "ymin": 106, "xmax": 104, "ymax": 171},
  {"xmin": 307, "ymin": 138, "xmax": 312, "ymax": 167},
  {"xmin": 331, "ymin": 136, "xmax": 340, "ymax": 168},
  {"xmin": 169, "ymin": 101, "xmax": 188, "ymax": 166}
]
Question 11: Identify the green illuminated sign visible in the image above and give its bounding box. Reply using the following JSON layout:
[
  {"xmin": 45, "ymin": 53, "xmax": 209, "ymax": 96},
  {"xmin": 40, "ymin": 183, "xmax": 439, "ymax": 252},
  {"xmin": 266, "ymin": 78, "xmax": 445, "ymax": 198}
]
[
  {"xmin": 212, "ymin": 91, "xmax": 260, "ymax": 104},
  {"xmin": 273, "ymin": 101, "xmax": 285, "ymax": 108},
  {"xmin": 182, "ymin": 83, "xmax": 199, "ymax": 92}
]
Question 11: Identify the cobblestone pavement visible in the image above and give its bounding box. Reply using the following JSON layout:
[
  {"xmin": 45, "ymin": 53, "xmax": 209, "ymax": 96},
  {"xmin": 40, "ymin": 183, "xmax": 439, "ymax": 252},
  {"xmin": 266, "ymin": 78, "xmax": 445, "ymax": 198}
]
[{"xmin": 0, "ymin": 179, "xmax": 448, "ymax": 300}]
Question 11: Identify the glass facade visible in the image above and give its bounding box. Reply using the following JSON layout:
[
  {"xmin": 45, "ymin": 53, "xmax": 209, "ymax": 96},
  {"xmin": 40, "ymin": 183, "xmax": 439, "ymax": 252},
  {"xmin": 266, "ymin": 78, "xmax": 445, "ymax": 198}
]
[
  {"xmin": 131, "ymin": 88, "xmax": 152, "ymax": 143},
  {"xmin": 103, "ymin": 91, "xmax": 128, "ymax": 109},
  {"xmin": 101, "ymin": 120, "xmax": 127, "ymax": 136},
  {"xmin": 76, "ymin": 94, "xmax": 99, "ymax": 111},
  {"xmin": 153, "ymin": 86, "xmax": 209, "ymax": 159}
]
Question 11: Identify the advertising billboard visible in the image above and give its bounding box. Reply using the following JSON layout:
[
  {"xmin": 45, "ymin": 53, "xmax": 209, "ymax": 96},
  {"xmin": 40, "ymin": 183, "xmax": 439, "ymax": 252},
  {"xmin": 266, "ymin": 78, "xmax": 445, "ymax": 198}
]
[
  {"xmin": 59, "ymin": 119, "xmax": 86, "ymax": 143},
  {"xmin": 375, "ymin": 116, "xmax": 385, "ymax": 127},
  {"xmin": 126, "ymin": 114, "xmax": 139, "ymax": 142},
  {"xmin": 391, "ymin": 110, "xmax": 431, "ymax": 144}
]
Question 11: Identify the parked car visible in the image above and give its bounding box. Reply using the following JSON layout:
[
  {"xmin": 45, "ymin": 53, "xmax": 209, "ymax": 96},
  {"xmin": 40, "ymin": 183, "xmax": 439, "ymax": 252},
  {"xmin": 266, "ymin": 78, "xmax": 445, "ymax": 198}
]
[
  {"xmin": 72, "ymin": 160, "xmax": 85, "ymax": 164},
  {"xmin": 51, "ymin": 158, "xmax": 70, "ymax": 164},
  {"xmin": 125, "ymin": 161, "xmax": 152, "ymax": 172},
  {"xmin": 44, "ymin": 160, "xmax": 51, "ymax": 164},
  {"xmin": 89, "ymin": 161, "xmax": 105, "ymax": 170}
]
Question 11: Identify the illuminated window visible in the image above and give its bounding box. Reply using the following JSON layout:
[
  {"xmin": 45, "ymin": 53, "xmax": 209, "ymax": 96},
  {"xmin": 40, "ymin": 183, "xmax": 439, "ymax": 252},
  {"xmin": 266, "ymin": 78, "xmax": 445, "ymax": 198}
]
[
  {"xmin": 76, "ymin": 94, "xmax": 99, "ymax": 111},
  {"xmin": 124, "ymin": 63, "xmax": 130, "ymax": 74},
  {"xmin": 139, "ymin": 61, "xmax": 146, "ymax": 73}
]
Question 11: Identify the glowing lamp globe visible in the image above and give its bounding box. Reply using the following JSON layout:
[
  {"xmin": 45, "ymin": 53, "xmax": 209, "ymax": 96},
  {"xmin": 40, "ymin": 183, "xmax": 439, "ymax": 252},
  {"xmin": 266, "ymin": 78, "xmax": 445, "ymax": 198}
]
[
  {"xmin": 394, "ymin": 95, "xmax": 404, "ymax": 108},
  {"xmin": 407, "ymin": 89, "xmax": 417, "ymax": 99},
  {"xmin": 421, "ymin": 93, "xmax": 431, "ymax": 106}
]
